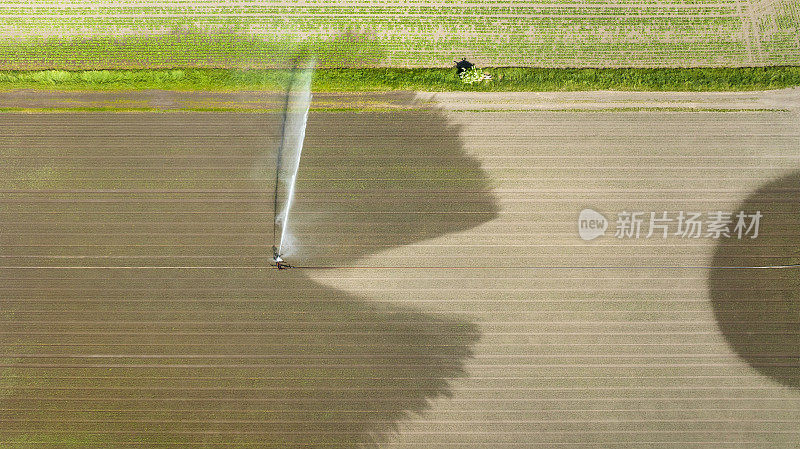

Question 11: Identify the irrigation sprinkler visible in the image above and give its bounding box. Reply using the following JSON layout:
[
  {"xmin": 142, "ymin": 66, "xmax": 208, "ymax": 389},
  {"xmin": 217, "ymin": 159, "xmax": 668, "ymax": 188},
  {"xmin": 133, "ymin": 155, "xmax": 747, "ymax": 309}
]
[{"xmin": 270, "ymin": 58, "xmax": 315, "ymax": 269}]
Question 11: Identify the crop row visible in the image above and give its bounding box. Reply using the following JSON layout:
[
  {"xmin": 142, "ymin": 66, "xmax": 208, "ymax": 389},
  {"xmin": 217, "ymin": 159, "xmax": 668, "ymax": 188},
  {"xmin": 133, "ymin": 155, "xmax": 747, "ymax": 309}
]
[{"xmin": 0, "ymin": 0, "xmax": 796, "ymax": 68}]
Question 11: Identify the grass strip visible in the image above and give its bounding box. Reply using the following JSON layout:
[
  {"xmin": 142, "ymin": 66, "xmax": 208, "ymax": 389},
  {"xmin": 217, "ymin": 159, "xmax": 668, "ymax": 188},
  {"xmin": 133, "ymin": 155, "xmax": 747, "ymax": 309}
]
[{"xmin": 0, "ymin": 67, "xmax": 799, "ymax": 92}]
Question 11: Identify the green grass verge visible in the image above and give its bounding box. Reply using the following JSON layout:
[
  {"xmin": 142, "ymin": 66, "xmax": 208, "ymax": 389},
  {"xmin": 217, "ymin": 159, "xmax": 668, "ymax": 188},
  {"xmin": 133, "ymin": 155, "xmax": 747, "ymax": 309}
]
[{"xmin": 1, "ymin": 67, "xmax": 799, "ymax": 92}]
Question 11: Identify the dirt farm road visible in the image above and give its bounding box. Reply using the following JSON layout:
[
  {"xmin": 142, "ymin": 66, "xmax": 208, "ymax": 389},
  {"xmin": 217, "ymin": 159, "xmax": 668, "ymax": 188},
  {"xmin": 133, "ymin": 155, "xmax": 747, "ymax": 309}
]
[{"xmin": 1, "ymin": 89, "xmax": 799, "ymax": 447}]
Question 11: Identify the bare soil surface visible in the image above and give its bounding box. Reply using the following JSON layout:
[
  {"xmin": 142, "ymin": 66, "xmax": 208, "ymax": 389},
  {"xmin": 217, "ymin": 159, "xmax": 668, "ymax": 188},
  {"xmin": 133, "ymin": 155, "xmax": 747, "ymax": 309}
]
[
  {"xmin": 1, "ymin": 88, "xmax": 799, "ymax": 111},
  {"xmin": 1, "ymin": 90, "xmax": 799, "ymax": 447}
]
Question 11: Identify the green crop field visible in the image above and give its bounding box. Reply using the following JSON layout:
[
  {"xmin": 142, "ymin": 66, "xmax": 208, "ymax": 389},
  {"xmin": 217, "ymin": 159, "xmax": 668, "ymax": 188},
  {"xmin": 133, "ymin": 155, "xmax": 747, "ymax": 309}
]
[{"xmin": 0, "ymin": 0, "xmax": 798, "ymax": 69}]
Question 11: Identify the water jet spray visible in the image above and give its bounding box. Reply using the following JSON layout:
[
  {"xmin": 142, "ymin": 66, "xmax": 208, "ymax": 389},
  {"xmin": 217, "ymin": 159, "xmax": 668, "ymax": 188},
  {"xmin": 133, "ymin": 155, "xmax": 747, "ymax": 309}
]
[{"xmin": 270, "ymin": 58, "xmax": 314, "ymax": 268}]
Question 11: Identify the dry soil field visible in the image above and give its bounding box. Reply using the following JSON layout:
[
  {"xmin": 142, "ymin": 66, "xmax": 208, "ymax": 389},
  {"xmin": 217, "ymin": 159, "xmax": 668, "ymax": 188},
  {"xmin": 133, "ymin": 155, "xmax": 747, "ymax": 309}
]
[{"xmin": 1, "ymin": 90, "xmax": 799, "ymax": 447}]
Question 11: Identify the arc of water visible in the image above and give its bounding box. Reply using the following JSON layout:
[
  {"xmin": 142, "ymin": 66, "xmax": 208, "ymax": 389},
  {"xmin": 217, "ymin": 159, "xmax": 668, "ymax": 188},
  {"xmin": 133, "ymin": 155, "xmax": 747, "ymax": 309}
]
[
  {"xmin": 273, "ymin": 59, "xmax": 315, "ymax": 257},
  {"xmin": 272, "ymin": 73, "xmax": 292, "ymax": 248}
]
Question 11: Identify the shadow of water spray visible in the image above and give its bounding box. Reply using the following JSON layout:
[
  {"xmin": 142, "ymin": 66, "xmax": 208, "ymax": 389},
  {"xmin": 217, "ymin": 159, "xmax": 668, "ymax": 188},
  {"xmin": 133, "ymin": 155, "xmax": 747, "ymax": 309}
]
[
  {"xmin": 708, "ymin": 170, "xmax": 800, "ymax": 389},
  {"xmin": 0, "ymin": 93, "xmax": 499, "ymax": 447}
]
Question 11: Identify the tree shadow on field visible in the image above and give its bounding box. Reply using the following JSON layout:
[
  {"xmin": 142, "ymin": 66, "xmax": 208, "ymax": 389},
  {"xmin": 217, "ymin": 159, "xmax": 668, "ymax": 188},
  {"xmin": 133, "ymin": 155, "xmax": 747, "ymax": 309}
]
[
  {"xmin": 708, "ymin": 170, "xmax": 800, "ymax": 390},
  {"xmin": 0, "ymin": 93, "xmax": 499, "ymax": 447}
]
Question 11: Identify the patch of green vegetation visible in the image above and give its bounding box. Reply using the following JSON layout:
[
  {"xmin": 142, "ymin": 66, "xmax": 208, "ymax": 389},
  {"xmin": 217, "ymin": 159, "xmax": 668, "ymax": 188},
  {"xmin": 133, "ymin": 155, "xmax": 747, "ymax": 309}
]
[
  {"xmin": 3, "ymin": 5, "xmax": 797, "ymax": 68},
  {"xmin": 0, "ymin": 359, "xmax": 18, "ymax": 399},
  {"xmin": 0, "ymin": 166, "xmax": 65, "ymax": 190},
  {"xmin": 0, "ymin": 67, "xmax": 798, "ymax": 92},
  {"xmin": 0, "ymin": 30, "xmax": 386, "ymax": 71},
  {"xmin": 0, "ymin": 432, "xmax": 196, "ymax": 448},
  {"xmin": 0, "ymin": 106, "xmax": 405, "ymax": 113}
]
